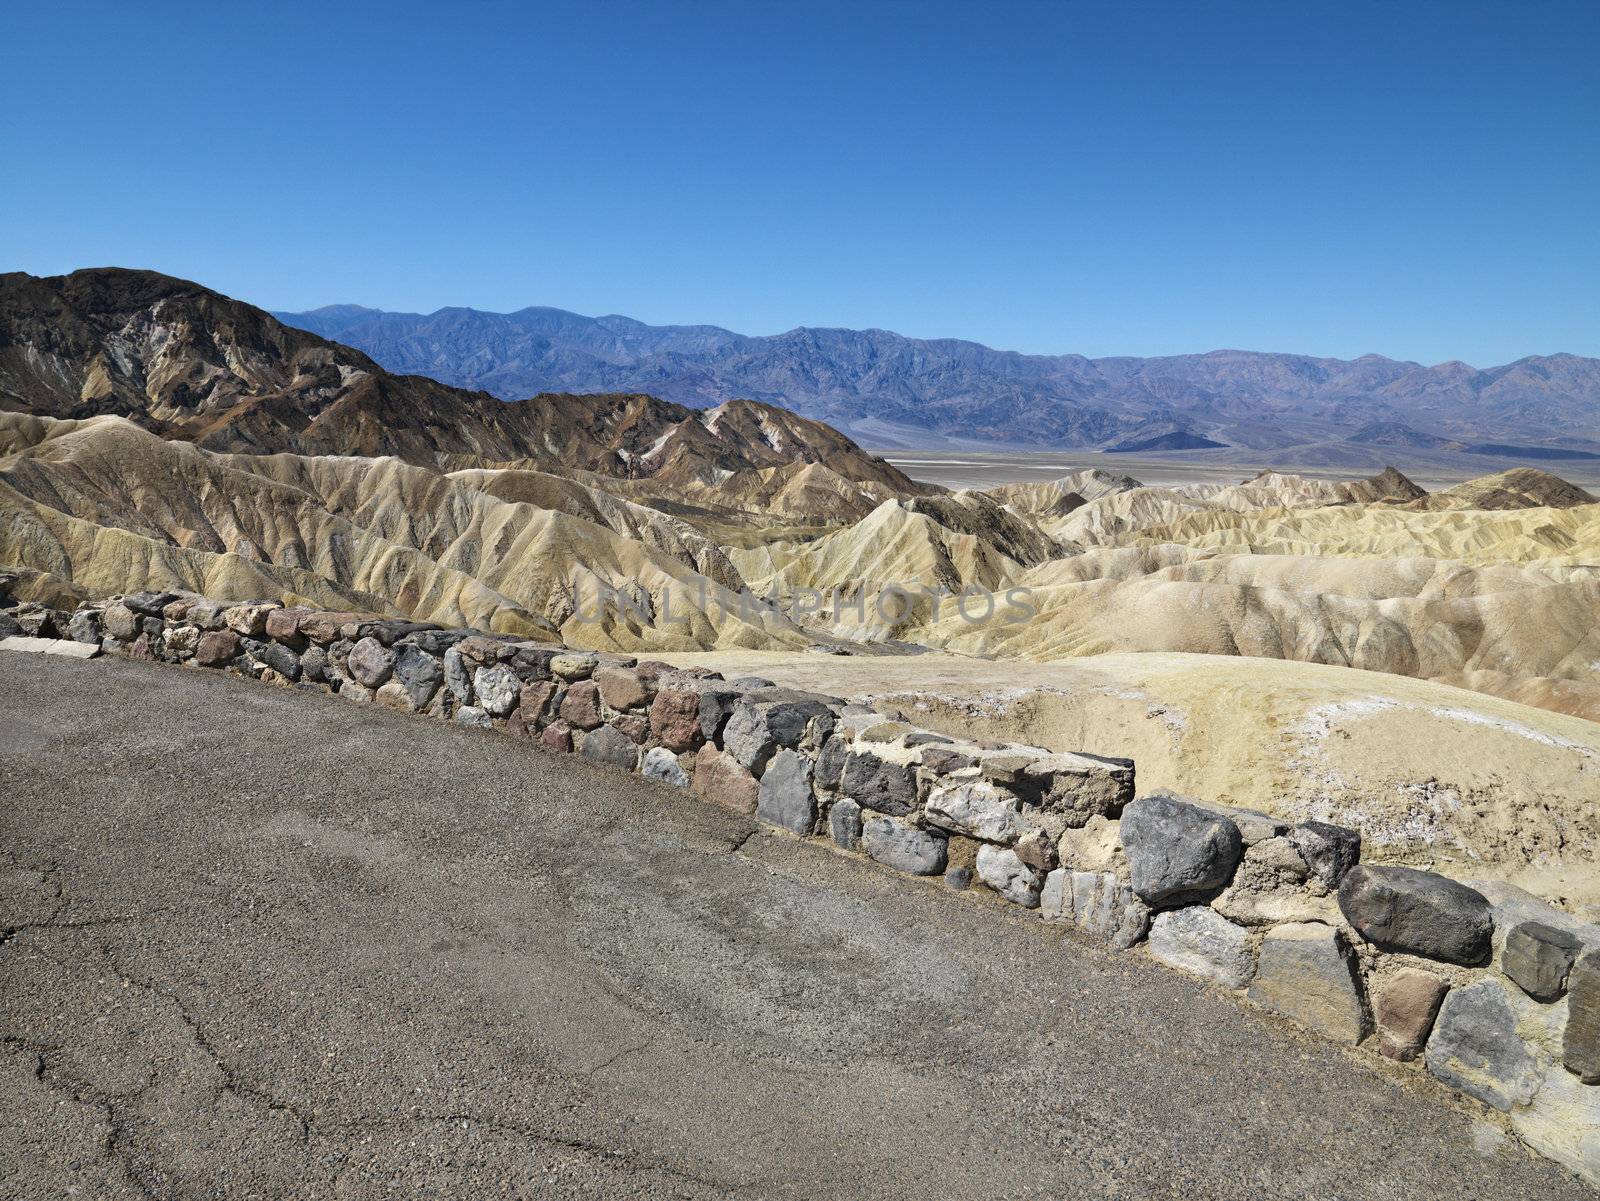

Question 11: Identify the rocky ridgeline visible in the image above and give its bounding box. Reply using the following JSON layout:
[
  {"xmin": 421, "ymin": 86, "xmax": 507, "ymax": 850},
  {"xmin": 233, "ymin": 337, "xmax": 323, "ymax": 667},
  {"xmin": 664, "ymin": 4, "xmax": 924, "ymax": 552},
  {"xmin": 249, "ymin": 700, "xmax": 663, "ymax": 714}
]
[{"xmin": 19, "ymin": 588, "xmax": 1600, "ymax": 1185}]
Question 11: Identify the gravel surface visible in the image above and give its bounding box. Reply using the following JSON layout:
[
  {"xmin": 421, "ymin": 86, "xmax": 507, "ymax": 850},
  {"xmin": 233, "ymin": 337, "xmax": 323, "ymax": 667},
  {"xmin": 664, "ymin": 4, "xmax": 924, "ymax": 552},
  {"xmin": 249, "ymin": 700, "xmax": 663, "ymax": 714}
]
[{"xmin": 0, "ymin": 654, "xmax": 1589, "ymax": 1199}]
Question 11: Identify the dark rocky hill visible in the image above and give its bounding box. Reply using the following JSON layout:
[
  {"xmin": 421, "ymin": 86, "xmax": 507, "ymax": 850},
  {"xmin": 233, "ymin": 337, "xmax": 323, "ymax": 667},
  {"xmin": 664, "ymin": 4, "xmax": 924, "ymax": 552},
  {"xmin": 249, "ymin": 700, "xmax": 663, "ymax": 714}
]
[{"xmin": 0, "ymin": 269, "xmax": 922, "ymax": 495}]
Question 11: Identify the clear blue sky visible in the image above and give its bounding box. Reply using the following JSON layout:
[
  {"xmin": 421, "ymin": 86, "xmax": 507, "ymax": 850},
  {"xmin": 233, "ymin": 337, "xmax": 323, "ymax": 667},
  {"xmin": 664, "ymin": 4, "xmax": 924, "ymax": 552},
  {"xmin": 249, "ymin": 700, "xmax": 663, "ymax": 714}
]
[{"xmin": 3, "ymin": 1, "xmax": 1597, "ymax": 365}]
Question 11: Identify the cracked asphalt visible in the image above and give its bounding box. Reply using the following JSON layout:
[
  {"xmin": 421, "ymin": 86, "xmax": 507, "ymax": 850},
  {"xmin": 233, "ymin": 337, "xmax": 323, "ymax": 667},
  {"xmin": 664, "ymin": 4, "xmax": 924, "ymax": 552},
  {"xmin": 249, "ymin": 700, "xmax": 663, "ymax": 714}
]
[{"xmin": 1, "ymin": 653, "xmax": 1591, "ymax": 1199}]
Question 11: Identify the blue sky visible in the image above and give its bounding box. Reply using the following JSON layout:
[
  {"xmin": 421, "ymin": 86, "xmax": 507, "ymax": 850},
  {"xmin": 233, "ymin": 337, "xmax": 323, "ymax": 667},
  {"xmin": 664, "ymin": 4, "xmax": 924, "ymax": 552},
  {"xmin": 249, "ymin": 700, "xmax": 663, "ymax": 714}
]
[{"xmin": 3, "ymin": 1, "xmax": 1597, "ymax": 365}]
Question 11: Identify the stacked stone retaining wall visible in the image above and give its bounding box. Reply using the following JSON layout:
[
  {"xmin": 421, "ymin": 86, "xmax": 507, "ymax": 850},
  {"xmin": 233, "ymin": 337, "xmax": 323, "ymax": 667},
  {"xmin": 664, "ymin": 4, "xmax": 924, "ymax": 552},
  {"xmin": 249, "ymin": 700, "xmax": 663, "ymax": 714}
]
[{"xmin": 14, "ymin": 590, "xmax": 1599, "ymax": 1185}]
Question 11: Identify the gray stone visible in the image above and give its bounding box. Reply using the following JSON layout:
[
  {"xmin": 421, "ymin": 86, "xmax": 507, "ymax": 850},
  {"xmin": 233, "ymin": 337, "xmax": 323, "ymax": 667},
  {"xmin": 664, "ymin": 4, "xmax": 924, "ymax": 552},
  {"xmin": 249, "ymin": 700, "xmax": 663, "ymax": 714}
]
[
  {"xmin": 862, "ymin": 817, "xmax": 947, "ymax": 876},
  {"xmin": 1147, "ymin": 908, "xmax": 1256, "ymax": 989},
  {"xmin": 1287, "ymin": 820, "xmax": 1362, "ymax": 888},
  {"xmin": 1068, "ymin": 871, "xmax": 1151, "ymax": 950},
  {"xmin": 359, "ymin": 619, "xmax": 441, "ymax": 647},
  {"xmin": 580, "ymin": 724, "xmax": 640, "ymax": 771},
  {"xmin": 722, "ymin": 696, "xmax": 834, "ymax": 774},
  {"xmin": 346, "ymin": 637, "xmax": 395, "ymax": 688},
  {"xmin": 444, "ymin": 646, "xmax": 473, "ymax": 703},
  {"xmin": 1205, "ymin": 803, "xmax": 1289, "ymax": 846},
  {"xmin": 815, "ymin": 735, "xmax": 848, "ymax": 791},
  {"xmin": 976, "ymin": 845, "xmax": 1043, "ymax": 908},
  {"xmin": 188, "ymin": 600, "xmax": 225, "ymax": 630},
  {"xmin": 392, "ymin": 644, "xmax": 442, "ymax": 709},
  {"xmin": 508, "ymin": 645, "xmax": 556, "ymax": 682},
  {"xmin": 300, "ymin": 645, "xmax": 329, "ymax": 684},
  {"xmin": 454, "ymin": 705, "xmax": 493, "ymax": 729},
  {"xmin": 256, "ymin": 640, "xmax": 301, "ymax": 682},
  {"xmin": 122, "ymin": 590, "xmax": 178, "ymax": 616},
  {"xmin": 102, "ymin": 601, "xmax": 140, "ymax": 642},
  {"xmin": 924, "ymin": 779, "xmax": 1023, "ymax": 843},
  {"xmin": 473, "ymin": 665, "xmax": 521, "ymax": 717},
  {"xmin": 1121, "ymin": 794, "xmax": 1243, "ymax": 906},
  {"xmin": 1425, "ymin": 980, "xmax": 1542, "ymax": 1111},
  {"xmin": 405, "ymin": 628, "xmax": 474, "ymax": 656},
  {"xmin": 829, "ymin": 797, "xmax": 863, "ymax": 850},
  {"xmin": 1031, "ymin": 751, "xmax": 1136, "ymax": 825},
  {"xmin": 1337, "ymin": 865, "xmax": 1494, "ymax": 965},
  {"xmin": 839, "ymin": 750, "xmax": 918, "ymax": 816},
  {"xmin": 550, "ymin": 652, "xmax": 599, "ymax": 680},
  {"xmin": 1040, "ymin": 868, "xmax": 1070, "ymax": 920},
  {"xmin": 67, "ymin": 610, "xmax": 102, "ymax": 644},
  {"xmin": 697, "ymin": 687, "xmax": 745, "ymax": 742},
  {"xmin": 1566, "ymin": 951, "xmax": 1600, "ymax": 1083},
  {"xmin": 756, "ymin": 750, "xmax": 816, "ymax": 835},
  {"xmin": 1247, "ymin": 922, "xmax": 1369, "ymax": 1044},
  {"xmin": 944, "ymin": 866, "xmax": 972, "ymax": 891},
  {"xmin": 1503, "ymin": 921, "xmax": 1582, "ymax": 1002},
  {"xmin": 641, "ymin": 746, "xmax": 690, "ymax": 788}
]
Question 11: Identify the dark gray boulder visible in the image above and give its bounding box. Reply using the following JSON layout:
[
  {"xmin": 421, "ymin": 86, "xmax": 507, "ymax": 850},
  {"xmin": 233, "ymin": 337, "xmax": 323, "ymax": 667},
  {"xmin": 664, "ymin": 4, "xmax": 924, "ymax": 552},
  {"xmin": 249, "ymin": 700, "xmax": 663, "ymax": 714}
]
[
  {"xmin": 1425, "ymin": 981, "xmax": 1541, "ymax": 1111},
  {"xmin": 697, "ymin": 687, "xmax": 745, "ymax": 742},
  {"xmin": 1503, "ymin": 921, "xmax": 1582, "ymax": 1002},
  {"xmin": 862, "ymin": 817, "xmax": 946, "ymax": 876},
  {"xmin": 580, "ymin": 724, "xmax": 640, "ymax": 771},
  {"xmin": 829, "ymin": 797, "xmax": 863, "ymax": 850},
  {"xmin": 722, "ymin": 695, "xmax": 834, "ymax": 774},
  {"xmin": 509, "ymin": 645, "xmax": 556, "ymax": 682},
  {"xmin": 392, "ymin": 644, "xmax": 443, "ymax": 709},
  {"xmin": 839, "ymin": 751, "xmax": 918, "ymax": 816},
  {"xmin": 1120, "ymin": 794, "xmax": 1243, "ymax": 906},
  {"xmin": 1337, "ymin": 865, "xmax": 1493, "ymax": 965},
  {"xmin": 1566, "ymin": 951, "xmax": 1600, "ymax": 1083},
  {"xmin": 122, "ymin": 590, "xmax": 178, "ymax": 616},
  {"xmin": 756, "ymin": 750, "xmax": 816, "ymax": 835},
  {"xmin": 67, "ymin": 609, "xmax": 102, "ymax": 644},
  {"xmin": 403, "ymin": 628, "xmax": 476, "ymax": 656},
  {"xmin": 300, "ymin": 645, "xmax": 329, "ymax": 684},
  {"xmin": 1287, "ymin": 820, "xmax": 1361, "ymax": 888},
  {"xmin": 257, "ymin": 640, "xmax": 301, "ymax": 681},
  {"xmin": 815, "ymin": 735, "xmax": 849, "ymax": 792}
]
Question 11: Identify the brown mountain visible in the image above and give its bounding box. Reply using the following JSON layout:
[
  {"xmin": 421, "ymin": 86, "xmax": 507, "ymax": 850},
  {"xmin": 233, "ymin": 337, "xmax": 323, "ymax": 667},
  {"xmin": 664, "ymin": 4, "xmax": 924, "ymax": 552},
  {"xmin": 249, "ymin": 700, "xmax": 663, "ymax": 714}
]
[{"xmin": 0, "ymin": 268, "xmax": 924, "ymax": 499}]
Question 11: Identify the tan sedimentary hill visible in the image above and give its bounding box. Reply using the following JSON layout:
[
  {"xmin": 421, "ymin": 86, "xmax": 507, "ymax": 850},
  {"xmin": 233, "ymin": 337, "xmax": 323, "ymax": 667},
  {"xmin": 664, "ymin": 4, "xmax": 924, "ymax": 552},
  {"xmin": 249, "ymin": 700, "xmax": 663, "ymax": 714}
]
[
  {"xmin": 728, "ymin": 498, "xmax": 1034, "ymax": 601},
  {"xmin": 982, "ymin": 468, "xmax": 1141, "ymax": 517},
  {"xmin": 0, "ymin": 268, "xmax": 927, "ymax": 517},
  {"xmin": 0, "ymin": 413, "xmax": 821, "ymax": 650},
  {"xmin": 930, "ymin": 548, "xmax": 1600, "ymax": 719},
  {"xmin": 1117, "ymin": 499, "xmax": 1600, "ymax": 566},
  {"xmin": 651, "ymin": 648, "xmax": 1600, "ymax": 914},
  {"xmin": 1413, "ymin": 466, "xmax": 1599, "ymax": 511},
  {"xmin": 730, "ymin": 480, "xmax": 1600, "ymax": 720},
  {"xmin": 1044, "ymin": 466, "xmax": 1426, "ymax": 546}
]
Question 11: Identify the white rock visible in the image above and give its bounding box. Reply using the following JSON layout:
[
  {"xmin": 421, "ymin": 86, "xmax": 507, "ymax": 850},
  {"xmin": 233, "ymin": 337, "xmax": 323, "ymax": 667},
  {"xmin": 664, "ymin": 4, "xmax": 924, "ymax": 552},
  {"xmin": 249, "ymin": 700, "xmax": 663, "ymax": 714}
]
[
  {"xmin": 976, "ymin": 844, "xmax": 1043, "ymax": 908},
  {"xmin": 925, "ymin": 779, "xmax": 1023, "ymax": 843},
  {"xmin": 642, "ymin": 746, "xmax": 690, "ymax": 788},
  {"xmin": 0, "ymin": 636, "xmax": 101, "ymax": 659},
  {"xmin": 1147, "ymin": 907, "xmax": 1256, "ymax": 989}
]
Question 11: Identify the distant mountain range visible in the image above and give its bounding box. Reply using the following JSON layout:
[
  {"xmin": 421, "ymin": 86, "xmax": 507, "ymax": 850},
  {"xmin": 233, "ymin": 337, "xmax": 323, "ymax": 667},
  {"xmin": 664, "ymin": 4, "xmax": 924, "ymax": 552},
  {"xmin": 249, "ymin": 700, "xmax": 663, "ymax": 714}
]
[
  {"xmin": 0, "ymin": 269, "xmax": 921, "ymax": 500},
  {"xmin": 275, "ymin": 302, "xmax": 1600, "ymax": 456}
]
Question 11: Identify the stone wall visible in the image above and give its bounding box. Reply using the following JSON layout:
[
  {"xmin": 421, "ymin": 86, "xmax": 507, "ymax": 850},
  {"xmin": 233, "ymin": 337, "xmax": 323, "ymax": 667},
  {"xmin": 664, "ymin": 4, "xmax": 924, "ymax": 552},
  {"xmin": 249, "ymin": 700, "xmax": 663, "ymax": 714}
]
[{"xmin": 30, "ymin": 590, "xmax": 1600, "ymax": 1185}]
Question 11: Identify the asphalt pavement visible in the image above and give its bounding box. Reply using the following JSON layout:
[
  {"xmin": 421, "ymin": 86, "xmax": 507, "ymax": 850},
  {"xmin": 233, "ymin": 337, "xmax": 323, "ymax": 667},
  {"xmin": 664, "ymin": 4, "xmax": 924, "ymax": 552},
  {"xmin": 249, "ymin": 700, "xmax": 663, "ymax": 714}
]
[{"xmin": 0, "ymin": 653, "xmax": 1589, "ymax": 1199}]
